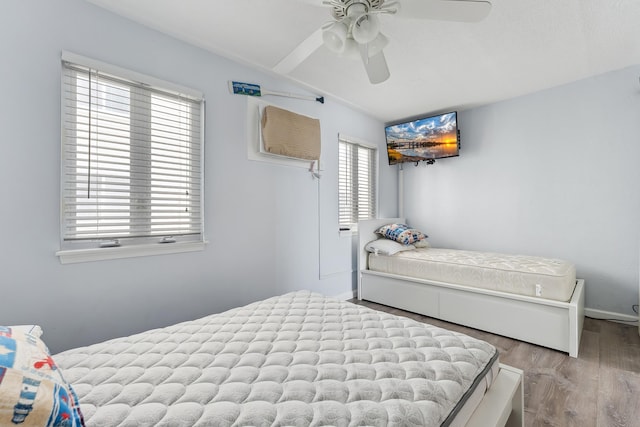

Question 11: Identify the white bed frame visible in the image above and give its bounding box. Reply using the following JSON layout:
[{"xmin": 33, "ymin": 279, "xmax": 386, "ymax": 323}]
[
  {"xmin": 466, "ymin": 364, "xmax": 523, "ymax": 427},
  {"xmin": 358, "ymin": 218, "xmax": 585, "ymax": 358}
]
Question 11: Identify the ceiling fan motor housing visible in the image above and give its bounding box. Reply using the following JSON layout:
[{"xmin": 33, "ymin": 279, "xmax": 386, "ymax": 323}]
[
  {"xmin": 330, "ymin": 0, "xmax": 384, "ymax": 20},
  {"xmin": 326, "ymin": 0, "xmax": 384, "ymax": 47}
]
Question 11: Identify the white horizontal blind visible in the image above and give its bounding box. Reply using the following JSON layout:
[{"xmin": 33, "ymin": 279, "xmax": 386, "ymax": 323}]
[
  {"xmin": 338, "ymin": 137, "xmax": 377, "ymax": 229},
  {"xmin": 61, "ymin": 59, "xmax": 204, "ymax": 248}
]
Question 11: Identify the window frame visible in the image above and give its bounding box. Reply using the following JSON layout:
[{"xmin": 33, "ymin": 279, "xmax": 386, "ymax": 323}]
[
  {"xmin": 338, "ymin": 134, "xmax": 378, "ymax": 233},
  {"xmin": 57, "ymin": 52, "xmax": 206, "ymax": 264}
]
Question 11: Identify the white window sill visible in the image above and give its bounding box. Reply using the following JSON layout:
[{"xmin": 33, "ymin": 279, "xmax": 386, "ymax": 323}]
[{"xmin": 56, "ymin": 241, "xmax": 207, "ymax": 264}]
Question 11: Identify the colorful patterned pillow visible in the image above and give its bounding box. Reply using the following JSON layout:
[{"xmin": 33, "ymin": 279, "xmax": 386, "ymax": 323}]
[
  {"xmin": 6, "ymin": 325, "xmax": 43, "ymax": 339},
  {"xmin": 376, "ymin": 223, "xmax": 428, "ymax": 245},
  {"xmin": 0, "ymin": 326, "xmax": 85, "ymax": 427}
]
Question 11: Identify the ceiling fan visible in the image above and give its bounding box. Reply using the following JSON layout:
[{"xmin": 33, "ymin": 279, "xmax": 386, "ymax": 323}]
[{"xmin": 274, "ymin": 0, "xmax": 492, "ymax": 84}]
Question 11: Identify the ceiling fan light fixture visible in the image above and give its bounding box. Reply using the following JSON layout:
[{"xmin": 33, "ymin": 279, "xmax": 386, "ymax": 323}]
[
  {"xmin": 351, "ymin": 13, "xmax": 380, "ymax": 44},
  {"xmin": 366, "ymin": 32, "xmax": 389, "ymax": 57},
  {"xmin": 322, "ymin": 21, "xmax": 349, "ymax": 53},
  {"xmin": 340, "ymin": 38, "xmax": 360, "ymax": 59}
]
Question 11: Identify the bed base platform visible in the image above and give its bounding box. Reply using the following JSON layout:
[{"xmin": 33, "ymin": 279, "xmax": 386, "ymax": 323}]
[
  {"xmin": 358, "ymin": 218, "xmax": 585, "ymax": 358},
  {"xmin": 467, "ymin": 364, "xmax": 524, "ymax": 427}
]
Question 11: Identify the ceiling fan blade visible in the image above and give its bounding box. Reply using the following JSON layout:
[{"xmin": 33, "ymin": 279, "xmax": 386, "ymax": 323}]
[
  {"xmin": 273, "ymin": 27, "xmax": 324, "ymax": 74},
  {"xmin": 360, "ymin": 47, "xmax": 390, "ymax": 84},
  {"xmin": 394, "ymin": 0, "xmax": 492, "ymax": 22}
]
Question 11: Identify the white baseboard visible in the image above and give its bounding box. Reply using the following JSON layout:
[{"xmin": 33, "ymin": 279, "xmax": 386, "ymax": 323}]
[
  {"xmin": 334, "ymin": 290, "xmax": 357, "ymax": 301},
  {"xmin": 585, "ymin": 308, "xmax": 639, "ymax": 324}
]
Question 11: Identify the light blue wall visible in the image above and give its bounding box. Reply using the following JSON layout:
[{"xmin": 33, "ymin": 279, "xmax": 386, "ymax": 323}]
[
  {"xmin": 0, "ymin": 0, "xmax": 396, "ymax": 353},
  {"xmin": 404, "ymin": 66, "xmax": 640, "ymax": 317}
]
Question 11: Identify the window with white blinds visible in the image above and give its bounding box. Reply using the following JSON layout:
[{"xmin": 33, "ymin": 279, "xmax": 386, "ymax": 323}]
[
  {"xmin": 338, "ymin": 136, "xmax": 377, "ymax": 230},
  {"xmin": 60, "ymin": 54, "xmax": 204, "ymax": 252}
]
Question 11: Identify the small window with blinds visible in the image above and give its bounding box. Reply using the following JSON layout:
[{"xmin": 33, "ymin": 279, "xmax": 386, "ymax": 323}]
[
  {"xmin": 338, "ymin": 136, "xmax": 377, "ymax": 231},
  {"xmin": 60, "ymin": 53, "xmax": 204, "ymax": 256}
]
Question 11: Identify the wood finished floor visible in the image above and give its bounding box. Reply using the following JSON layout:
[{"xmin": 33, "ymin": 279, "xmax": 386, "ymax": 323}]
[{"xmin": 349, "ymin": 299, "xmax": 640, "ymax": 427}]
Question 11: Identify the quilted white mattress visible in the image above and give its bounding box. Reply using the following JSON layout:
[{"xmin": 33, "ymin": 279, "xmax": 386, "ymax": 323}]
[
  {"xmin": 54, "ymin": 291, "xmax": 498, "ymax": 427},
  {"xmin": 368, "ymin": 248, "xmax": 577, "ymax": 302}
]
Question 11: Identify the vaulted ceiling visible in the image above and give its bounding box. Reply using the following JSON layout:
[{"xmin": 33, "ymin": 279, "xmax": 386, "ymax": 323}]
[{"xmin": 85, "ymin": 0, "xmax": 640, "ymax": 122}]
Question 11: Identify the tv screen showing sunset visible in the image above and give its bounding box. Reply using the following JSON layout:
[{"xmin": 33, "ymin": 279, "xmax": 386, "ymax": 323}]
[{"xmin": 385, "ymin": 112, "xmax": 458, "ymax": 165}]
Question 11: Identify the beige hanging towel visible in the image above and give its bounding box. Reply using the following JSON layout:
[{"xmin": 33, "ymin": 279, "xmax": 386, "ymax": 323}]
[{"xmin": 261, "ymin": 105, "xmax": 321, "ymax": 161}]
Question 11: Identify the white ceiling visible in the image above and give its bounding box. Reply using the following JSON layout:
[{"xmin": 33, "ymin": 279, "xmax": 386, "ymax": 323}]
[{"xmin": 85, "ymin": 0, "xmax": 640, "ymax": 123}]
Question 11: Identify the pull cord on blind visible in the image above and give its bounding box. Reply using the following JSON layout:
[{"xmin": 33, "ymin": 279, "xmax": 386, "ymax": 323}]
[
  {"xmin": 61, "ymin": 56, "xmax": 204, "ymax": 249},
  {"xmin": 338, "ymin": 138, "xmax": 377, "ymax": 229}
]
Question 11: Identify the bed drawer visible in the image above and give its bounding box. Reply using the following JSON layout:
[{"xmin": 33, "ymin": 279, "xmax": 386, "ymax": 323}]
[{"xmin": 360, "ymin": 271, "xmax": 441, "ymax": 316}]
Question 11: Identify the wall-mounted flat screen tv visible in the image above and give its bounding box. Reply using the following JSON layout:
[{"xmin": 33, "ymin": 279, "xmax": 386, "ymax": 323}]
[{"xmin": 385, "ymin": 111, "xmax": 459, "ymax": 165}]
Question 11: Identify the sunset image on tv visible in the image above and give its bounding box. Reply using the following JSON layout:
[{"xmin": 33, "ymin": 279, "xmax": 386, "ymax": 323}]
[{"xmin": 385, "ymin": 112, "xmax": 458, "ymax": 164}]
